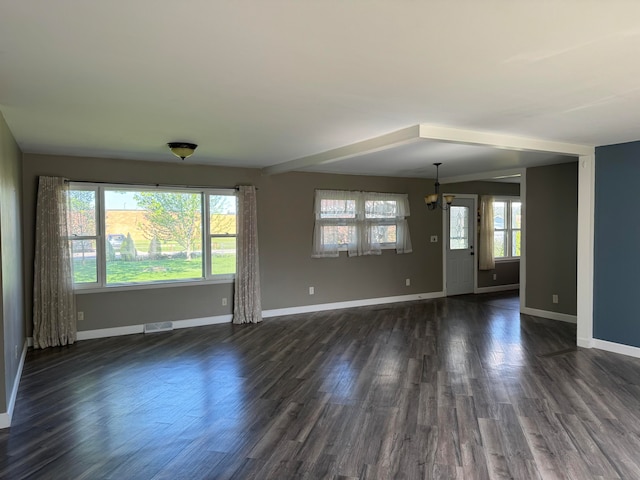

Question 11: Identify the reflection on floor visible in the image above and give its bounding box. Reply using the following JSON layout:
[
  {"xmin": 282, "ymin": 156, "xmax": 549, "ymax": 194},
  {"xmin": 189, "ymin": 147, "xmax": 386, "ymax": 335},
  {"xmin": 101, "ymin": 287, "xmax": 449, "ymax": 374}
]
[{"xmin": 2, "ymin": 293, "xmax": 640, "ymax": 479}]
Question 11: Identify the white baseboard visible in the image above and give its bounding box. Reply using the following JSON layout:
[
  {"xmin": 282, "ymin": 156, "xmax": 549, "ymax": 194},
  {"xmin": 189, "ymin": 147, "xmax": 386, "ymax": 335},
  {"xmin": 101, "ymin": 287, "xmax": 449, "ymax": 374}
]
[
  {"xmin": 521, "ymin": 307, "xmax": 577, "ymax": 324},
  {"xmin": 577, "ymin": 337, "xmax": 592, "ymax": 348},
  {"xmin": 475, "ymin": 284, "xmax": 519, "ymax": 294},
  {"xmin": 591, "ymin": 338, "xmax": 640, "ymax": 359},
  {"xmin": 0, "ymin": 340, "xmax": 28, "ymax": 429},
  {"xmin": 64, "ymin": 293, "xmax": 447, "ymax": 341},
  {"xmin": 173, "ymin": 315, "xmax": 233, "ymax": 329},
  {"xmin": 262, "ymin": 291, "xmax": 445, "ymax": 318}
]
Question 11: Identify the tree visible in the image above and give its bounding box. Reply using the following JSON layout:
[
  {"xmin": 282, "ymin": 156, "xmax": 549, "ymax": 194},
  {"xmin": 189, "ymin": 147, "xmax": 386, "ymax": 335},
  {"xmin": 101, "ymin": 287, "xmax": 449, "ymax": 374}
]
[
  {"xmin": 148, "ymin": 236, "xmax": 162, "ymax": 260},
  {"xmin": 68, "ymin": 190, "xmax": 96, "ymax": 264},
  {"xmin": 120, "ymin": 233, "xmax": 137, "ymax": 261},
  {"xmin": 106, "ymin": 240, "xmax": 116, "ymax": 262},
  {"xmin": 134, "ymin": 192, "xmax": 202, "ymax": 260}
]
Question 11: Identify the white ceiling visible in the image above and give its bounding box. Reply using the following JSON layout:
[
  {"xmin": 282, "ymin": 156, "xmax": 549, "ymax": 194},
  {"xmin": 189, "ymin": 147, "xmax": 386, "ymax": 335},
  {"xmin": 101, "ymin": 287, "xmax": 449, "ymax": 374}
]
[{"xmin": 2, "ymin": 1, "xmax": 639, "ymax": 178}]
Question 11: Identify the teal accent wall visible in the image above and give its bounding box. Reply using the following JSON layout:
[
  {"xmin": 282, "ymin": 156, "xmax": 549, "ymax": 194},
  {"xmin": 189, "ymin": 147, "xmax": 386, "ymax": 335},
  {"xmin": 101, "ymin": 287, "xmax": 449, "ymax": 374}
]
[{"xmin": 594, "ymin": 141, "xmax": 640, "ymax": 347}]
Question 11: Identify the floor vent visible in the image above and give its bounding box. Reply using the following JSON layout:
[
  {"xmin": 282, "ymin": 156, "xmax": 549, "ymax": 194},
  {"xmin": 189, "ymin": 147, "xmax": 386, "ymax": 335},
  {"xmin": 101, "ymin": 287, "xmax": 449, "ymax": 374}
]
[{"xmin": 144, "ymin": 321, "xmax": 174, "ymax": 334}]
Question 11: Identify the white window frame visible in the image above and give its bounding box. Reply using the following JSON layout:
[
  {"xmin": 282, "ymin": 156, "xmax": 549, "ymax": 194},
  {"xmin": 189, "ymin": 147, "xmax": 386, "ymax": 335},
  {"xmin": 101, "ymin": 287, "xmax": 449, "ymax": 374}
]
[
  {"xmin": 68, "ymin": 183, "xmax": 237, "ymax": 292},
  {"xmin": 493, "ymin": 196, "xmax": 521, "ymax": 261}
]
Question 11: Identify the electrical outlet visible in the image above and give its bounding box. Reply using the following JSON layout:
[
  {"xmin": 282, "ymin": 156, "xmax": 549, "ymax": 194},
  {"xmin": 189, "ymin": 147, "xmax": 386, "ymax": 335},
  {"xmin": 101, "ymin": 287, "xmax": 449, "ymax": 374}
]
[
  {"xmin": 552, "ymin": 294, "xmax": 559, "ymax": 304},
  {"xmin": 493, "ymin": 274, "xmax": 497, "ymax": 280},
  {"xmin": 222, "ymin": 297, "xmax": 228, "ymax": 306},
  {"xmin": 309, "ymin": 286, "xmax": 315, "ymax": 295},
  {"xmin": 405, "ymin": 278, "xmax": 411, "ymax": 286},
  {"xmin": 430, "ymin": 235, "xmax": 438, "ymax": 243},
  {"xmin": 77, "ymin": 311, "xmax": 84, "ymax": 321}
]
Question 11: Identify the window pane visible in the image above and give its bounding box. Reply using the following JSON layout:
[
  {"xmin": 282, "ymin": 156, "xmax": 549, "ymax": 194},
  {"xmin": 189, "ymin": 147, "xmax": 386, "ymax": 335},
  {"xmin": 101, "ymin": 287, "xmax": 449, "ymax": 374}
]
[
  {"xmin": 321, "ymin": 225, "xmax": 356, "ymax": 247},
  {"xmin": 370, "ymin": 224, "xmax": 396, "ymax": 244},
  {"xmin": 68, "ymin": 190, "xmax": 96, "ymax": 236},
  {"xmin": 494, "ymin": 231, "xmax": 506, "ymax": 258},
  {"xmin": 512, "ymin": 230, "xmax": 521, "ymax": 257},
  {"xmin": 104, "ymin": 190, "xmax": 203, "ymax": 284},
  {"xmin": 365, "ymin": 200, "xmax": 398, "ymax": 219},
  {"xmin": 511, "ymin": 202, "xmax": 522, "ymax": 229},
  {"xmin": 71, "ymin": 239, "xmax": 97, "ymax": 283},
  {"xmin": 493, "ymin": 201, "xmax": 506, "ymax": 230},
  {"xmin": 449, "ymin": 206, "xmax": 469, "ymax": 250},
  {"xmin": 320, "ymin": 199, "xmax": 356, "ymax": 219},
  {"xmin": 210, "ymin": 195, "xmax": 237, "ymax": 235},
  {"xmin": 212, "ymin": 236, "xmax": 236, "ymax": 274}
]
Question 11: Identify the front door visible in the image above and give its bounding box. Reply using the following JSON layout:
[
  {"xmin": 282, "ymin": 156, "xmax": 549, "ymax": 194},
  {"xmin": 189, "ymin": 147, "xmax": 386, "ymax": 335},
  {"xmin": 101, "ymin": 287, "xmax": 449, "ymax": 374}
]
[{"xmin": 446, "ymin": 197, "xmax": 475, "ymax": 296}]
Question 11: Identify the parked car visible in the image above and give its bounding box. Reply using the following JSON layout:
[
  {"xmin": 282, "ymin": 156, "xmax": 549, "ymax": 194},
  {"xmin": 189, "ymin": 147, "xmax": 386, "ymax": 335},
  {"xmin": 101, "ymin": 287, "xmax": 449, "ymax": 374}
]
[{"xmin": 107, "ymin": 233, "xmax": 125, "ymax": 249}]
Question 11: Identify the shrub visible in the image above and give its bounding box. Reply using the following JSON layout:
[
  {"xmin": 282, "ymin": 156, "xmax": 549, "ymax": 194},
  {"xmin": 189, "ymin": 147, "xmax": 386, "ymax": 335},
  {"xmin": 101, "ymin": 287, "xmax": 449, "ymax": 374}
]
[
  {"xmin": 106, "ymin": 240, "xmax": 116, "ymax": 262},
  {"xmin": 120, "ymin": 233, "xmax": 137, "ymax": 261},
  {"xmin": 148, "ymin": 236, "xmax": 162, "ymax": 260}
]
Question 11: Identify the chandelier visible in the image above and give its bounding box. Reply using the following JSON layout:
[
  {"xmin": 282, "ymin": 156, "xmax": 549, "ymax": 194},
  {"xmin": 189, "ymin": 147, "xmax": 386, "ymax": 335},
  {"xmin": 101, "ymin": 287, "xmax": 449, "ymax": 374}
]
[{"xmin": 424, "ymin": 162, "xmax": 455, "ymax": 210}]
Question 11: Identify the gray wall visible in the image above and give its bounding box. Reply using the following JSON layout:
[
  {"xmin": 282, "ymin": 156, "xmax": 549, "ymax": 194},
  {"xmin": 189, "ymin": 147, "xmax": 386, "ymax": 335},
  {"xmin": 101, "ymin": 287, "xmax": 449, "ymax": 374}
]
[
  {"xmin": 594, "ymin": 141, "xmax": 640, "ymax": 347},
  {"xmin": 445, "ymin": 181, "xmax": 521, "ymax": 289},
  {"xmin": 23, "ymin": 154, "xmax": 441, "ymax": 334},
  {"xmin": 526, "ymin": 162, "xmax": 578, "ymax": 315},
  {"xmin": 0, "ymin": 112, "xmax": 24, "ymax": 413}
]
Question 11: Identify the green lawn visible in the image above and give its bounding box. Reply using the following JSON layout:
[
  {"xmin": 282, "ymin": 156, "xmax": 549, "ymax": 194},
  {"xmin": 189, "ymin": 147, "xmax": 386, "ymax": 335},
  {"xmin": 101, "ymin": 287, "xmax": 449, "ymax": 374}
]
[{"xmin": 73, "ymin": 254, "xmax": 236, "ymax": 284}]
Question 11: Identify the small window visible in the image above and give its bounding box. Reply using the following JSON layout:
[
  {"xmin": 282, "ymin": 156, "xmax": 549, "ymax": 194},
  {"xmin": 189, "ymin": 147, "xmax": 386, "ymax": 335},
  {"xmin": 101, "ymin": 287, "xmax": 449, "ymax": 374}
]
[
  {"xmin": 493, "ymin": 198, "xmax": 521, "ymax": 259},
  {"xmin": 449, "ymin": 205, "xmax": 469, "ymax": 250}
]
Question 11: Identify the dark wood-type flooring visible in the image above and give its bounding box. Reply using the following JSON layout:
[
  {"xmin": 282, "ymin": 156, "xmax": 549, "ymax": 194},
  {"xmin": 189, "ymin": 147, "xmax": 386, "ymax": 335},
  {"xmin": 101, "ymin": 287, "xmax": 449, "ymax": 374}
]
[{"xmin": 3, "ymin": 292, "xmax": 640, "ymax": 479}]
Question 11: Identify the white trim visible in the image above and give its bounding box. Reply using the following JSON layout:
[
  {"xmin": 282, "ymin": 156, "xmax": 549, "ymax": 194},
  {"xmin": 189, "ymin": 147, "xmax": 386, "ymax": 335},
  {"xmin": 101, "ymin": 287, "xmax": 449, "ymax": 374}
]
[
  {"xmin": 475, "ymin": 284, "xmax": 519, "ymax": 294},
  {"xmin": 262, "ymin": 291, "xmax": 445, "ymax": 318},
  {"xmin": 77, "ymin": 325, "xmax": 144, "ymax": 340},
  {"xmin": 0, "ymin": 341, "xmax": 28, "ymax": 429},
  {"xmin": 74, "ymin": 276, "xmax": 234, "ymax": 294},
  {"xmin": 591, "ymin": 338, "xmax": 640, "ymax": 359},
  {"xmin": 577, "ymin": 154, "xmax": 595, "ymax": 347},
  {"xmin": 521, "ymin": 307, "xmax": 577, "ymax": 324},
  {"xmin": 173, "ymin": 315, "xmax": 233, "ymax": 329},
  {"xmin": 76, "ymin": 314, "xmax": 234, "ymax": 340},
  {"xmin": 577, "ymin": 337, "xmax": 592, "ymax": 348}
]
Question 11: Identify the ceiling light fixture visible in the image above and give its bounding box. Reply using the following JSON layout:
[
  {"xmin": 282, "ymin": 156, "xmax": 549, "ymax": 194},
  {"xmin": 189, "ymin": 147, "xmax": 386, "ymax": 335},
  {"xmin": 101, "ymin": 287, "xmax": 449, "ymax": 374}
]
[
  {"xmin": 425, "ymin": 162, "xmax": 455, "ymax": 210},
  {"xmin": 168, "ymin": 142, "xmax": 198, "ymax": 160}
]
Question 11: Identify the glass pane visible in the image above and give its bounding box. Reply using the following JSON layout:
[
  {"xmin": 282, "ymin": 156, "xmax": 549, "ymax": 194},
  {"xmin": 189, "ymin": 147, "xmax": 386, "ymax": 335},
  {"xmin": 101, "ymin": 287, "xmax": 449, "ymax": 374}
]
[
  {"xmin": 511, "ymin": 201, "xmax": 522, "ymax": 229},
  {"xmin": 68, "ymin": 189, "xmax": 96, "ymax": 236},
  {"xmin": 210, "ymin": 195, "xmax": 237, "ymax": 235},
  {"xmin": 320, "ymin": 199, "xmax": 356, "ymax": 219},
  {"xmin": 321, "ymin": 225, "xmax": 356, "ymax": 248},
  {"xmin": 104, "ymin": 190, "xmax": 203, "ymax": 284},
  {"xmin": 211, "ymin": 235, "xmax": 236, "ymax": 274},
  {"xmin": 449, "ymin": 206, "xmax": 469, "ymax": 250},
  {"xmin": 365, "ymin": 200, "xmax": 398, "ymax": 219},
  {"xmin": 494, "ymin": 231, "xmax": 506, "ymax": 258},
  {"xmin": 493, "ymin": 201, "xmax": 506, "ymax": 231},
  {"xmin": 71, "ymin": 239, "xmax": 97, "ymax": 283},
  {"xmin": 512, "ymin": 230, "xmax": 521, "ymax": 257},
  {"xmin": 370, "ymin": 224, "xmax": 396, "ymax": 244}
]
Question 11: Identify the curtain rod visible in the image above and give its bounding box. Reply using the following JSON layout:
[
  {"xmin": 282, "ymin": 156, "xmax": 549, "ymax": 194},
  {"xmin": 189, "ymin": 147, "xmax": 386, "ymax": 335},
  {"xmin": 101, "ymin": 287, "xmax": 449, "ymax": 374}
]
[{"xmin": 64, "ymin": 179, "xmax": 257, "ymax": 190}]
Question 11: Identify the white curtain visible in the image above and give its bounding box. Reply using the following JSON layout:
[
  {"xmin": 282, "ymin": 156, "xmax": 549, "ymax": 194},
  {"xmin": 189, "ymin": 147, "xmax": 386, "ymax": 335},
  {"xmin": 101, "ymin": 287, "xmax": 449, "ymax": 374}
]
[
  {"xmin": 312, "ymin": 190, "xmax": 412, "ymax": 257},
  {"xmin": 233, "ymin": 185, "xmax": 262, "ymax": 324},
  {"xmin": 33, "ymin": 176, "xmax": 77, "ymax": 349},
  {"xmin": 479, "ymin": 195, "xmax": 495, "ymax": 270}
]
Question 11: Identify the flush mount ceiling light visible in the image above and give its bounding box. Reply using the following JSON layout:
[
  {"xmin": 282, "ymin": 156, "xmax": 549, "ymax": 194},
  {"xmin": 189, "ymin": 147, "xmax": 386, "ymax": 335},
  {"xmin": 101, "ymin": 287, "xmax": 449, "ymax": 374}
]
[
  {"xmin": 168, "ymin": 142, "xmax": 198, "ymax": 160},
  {"xmin": 424, "ymin": 162, "xmax": 455, "ymax": 210}
]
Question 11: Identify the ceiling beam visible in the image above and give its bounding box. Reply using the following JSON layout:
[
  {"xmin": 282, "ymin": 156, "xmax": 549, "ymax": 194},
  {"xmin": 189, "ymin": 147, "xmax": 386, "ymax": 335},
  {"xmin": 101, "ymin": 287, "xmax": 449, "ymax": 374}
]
[
  {"xmin": 262, "ymin": 123, "xmax": 595, "ymax": 176},
  {"xmin": 418, "ymin": 124, "xmax": 594, "ymax": 156},
  {"xmin": 261, "ymin": 125, "xmax": 421, "ymax": 175}
]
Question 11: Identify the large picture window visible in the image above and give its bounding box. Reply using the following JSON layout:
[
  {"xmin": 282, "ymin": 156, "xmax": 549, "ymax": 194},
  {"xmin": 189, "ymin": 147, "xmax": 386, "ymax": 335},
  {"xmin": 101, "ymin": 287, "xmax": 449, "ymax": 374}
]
[
  {"xmin": 312, "ymin": 190, "xmax": 412, "ymax": 257},
  {"xmin": 493, "ymin": 198, "xmax": 521, "ymax": 259},
  {"xmin": 68, "ymin": 183, "xmax": 236, "ymax": 289}
]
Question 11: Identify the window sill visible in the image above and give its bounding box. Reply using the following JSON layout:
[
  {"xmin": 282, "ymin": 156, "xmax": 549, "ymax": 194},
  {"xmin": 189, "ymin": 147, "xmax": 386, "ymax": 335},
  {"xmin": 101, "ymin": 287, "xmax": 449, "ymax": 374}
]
[
  {"xmin": 495, "ymin": 257, "xmax": 520, "ymax": 263},
  {"xmin": 74, "ymin": 276, "xmax": 234, "ymax": 294}
]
